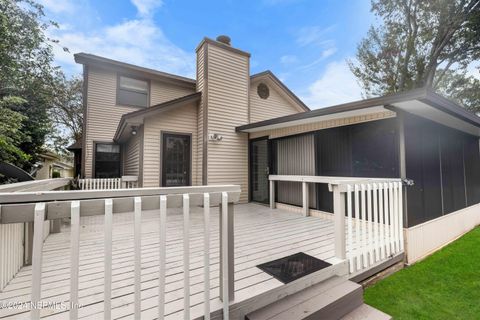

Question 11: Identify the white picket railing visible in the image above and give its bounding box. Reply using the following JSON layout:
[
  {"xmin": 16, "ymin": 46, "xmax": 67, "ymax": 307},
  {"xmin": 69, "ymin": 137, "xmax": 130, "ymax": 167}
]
[
  {"xmin": 0, "ymin": 223, "xmax": 24, "ymax": 291},
  {"xmin": 0, "ymin": 185, "xmax": 240, "ymax": 320},
  {"xmin": 78, "ymin": 176, "xmax": 138, "ymax": 190},
  {"xmin": 269, "ymin": 175, "xmax": 404, "ymax": 274},
  {"xmin": 344, "ymin": 181, "xmax": 404, "ymax": 273}
]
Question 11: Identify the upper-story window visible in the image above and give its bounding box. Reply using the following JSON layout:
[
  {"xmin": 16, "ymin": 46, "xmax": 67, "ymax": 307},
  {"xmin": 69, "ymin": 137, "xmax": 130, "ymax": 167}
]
[{"xmin": 117, "ymin": 75, "xmax": 149, "ymax": 107}]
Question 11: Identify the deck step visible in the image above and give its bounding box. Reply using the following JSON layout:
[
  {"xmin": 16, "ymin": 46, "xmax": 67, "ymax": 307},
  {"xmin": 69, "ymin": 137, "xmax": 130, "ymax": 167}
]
[
  {"xmin": 341, "ymin": 304, "xmax": 392, "ymax": 320},
  {"xmin": 245, "ymin": 277, "xmax": 363, "ymax": 320}
]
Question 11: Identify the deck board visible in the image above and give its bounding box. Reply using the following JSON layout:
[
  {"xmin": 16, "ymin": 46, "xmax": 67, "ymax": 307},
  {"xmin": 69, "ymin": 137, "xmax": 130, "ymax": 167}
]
[{"xmin": 0, "ymin": 203, "xmax": 346, "ymax": 320}]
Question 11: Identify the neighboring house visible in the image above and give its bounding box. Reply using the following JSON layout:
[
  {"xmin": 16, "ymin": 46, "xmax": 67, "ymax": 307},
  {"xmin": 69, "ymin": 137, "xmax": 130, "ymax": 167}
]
[
  {"xmin": 35, "ymin": 151, "xmax": 74, "ymax": 180},
  {"xmin": 75, "ymin": 35, "xmax": 480, "ymax": 264}
]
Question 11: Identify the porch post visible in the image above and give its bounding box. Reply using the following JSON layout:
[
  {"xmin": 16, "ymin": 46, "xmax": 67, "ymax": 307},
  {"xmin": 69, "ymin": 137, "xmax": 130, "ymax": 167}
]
[
  {"xmin": 302, "ymin": 182, "xmax": 309, "ymax": 217},
  {"xmin": 332, "ymin": 184, "xmax": 346, "ymax": 260},
  {"xmin": 219, "ymin": 202, "xmax": 235, "ymax": 302},
  {"xmin": 269, "ymin": 180, "xmax": 275, "ymax": 209}
]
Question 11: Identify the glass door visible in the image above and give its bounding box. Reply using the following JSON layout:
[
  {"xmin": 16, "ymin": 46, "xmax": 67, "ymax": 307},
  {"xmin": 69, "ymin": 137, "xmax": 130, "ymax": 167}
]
[
  {"xmin": 250, "ymin": 138, "xmax": 270, "ymax": 204},
  {"xmin": 162, "ymin": 133, "xmax": 191, "ymax": 187}
]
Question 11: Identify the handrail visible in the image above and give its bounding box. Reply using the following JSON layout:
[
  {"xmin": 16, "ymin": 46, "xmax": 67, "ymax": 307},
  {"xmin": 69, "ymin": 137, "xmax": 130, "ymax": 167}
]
[
  {"xmin": 268, "ymin": 175, "xmax": 404, "ymax": 274},
  {"xmin": 0, "ymin": 185, "xmax": 240, "ymax": 319},
  {"xmin": 0, "ymin": 178, "xmax": 71, "ymax": 192},
  {"xmin": 0, "ymin": 185, "xmax": 240, "ymax": 204}
]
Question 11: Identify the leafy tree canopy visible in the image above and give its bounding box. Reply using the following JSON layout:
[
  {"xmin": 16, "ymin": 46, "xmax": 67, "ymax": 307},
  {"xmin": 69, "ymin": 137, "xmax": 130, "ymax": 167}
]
[
  {"xmin": 349, "ymin": 0, "xmax": 480, "ymax": 112},
  {"xmin": 0, "ymin": 0, "xmax": 79, "ymax": 170}
]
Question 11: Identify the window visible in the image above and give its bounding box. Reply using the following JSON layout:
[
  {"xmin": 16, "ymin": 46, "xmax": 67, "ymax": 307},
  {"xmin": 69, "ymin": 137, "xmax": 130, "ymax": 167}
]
[
  {"xmin": 117, "ymin": 75, "xmax": 149, "ymax": 107},
  {"xmin": 95, "ymin": 143, "xmax": 121, "ymax": 178}
]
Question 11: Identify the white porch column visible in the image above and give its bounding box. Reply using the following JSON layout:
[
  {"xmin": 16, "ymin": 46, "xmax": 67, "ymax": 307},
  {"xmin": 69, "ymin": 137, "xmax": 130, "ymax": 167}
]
[
  {"xmin": 269, "ymin": 180, "xmax": 275, "ymax": 209},
  {"xmin": 332, "ymin": 184, "xmax": 346, "ymax": 260},
  {"xmin": 302, "ymin": 182, "xmax": 309, "ymax": 217}
]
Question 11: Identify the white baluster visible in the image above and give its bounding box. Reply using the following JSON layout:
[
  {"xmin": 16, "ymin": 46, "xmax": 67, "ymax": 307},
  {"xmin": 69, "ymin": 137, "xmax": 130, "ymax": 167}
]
[
  {"xmin": 70, "ymin": 201, "xmax": 80, "ymax": 320},
  {"xmin": 203, "ymin": 193, "xmax": 211, "ymax": 319},
  {"xmin": 31, "ymin": 203, "xmax": 45, "ymax": 320},
  {"xmin": 183, "ymin": 194, "xmax": 190, "ymax": 320},
  {"xmin": 134, "ymin": 197, "xmax": 142, "ymax": 319},
  {"xmin": 104, "ymin": 199, "xmax": 113, "ymax": 320},
  {"xmin": 158, "ymin": 195, "xmax": 167, "ymax": 320},
  {"xmin": 346, "ymin": 185, "xmax": 354, "ymax": 273}
]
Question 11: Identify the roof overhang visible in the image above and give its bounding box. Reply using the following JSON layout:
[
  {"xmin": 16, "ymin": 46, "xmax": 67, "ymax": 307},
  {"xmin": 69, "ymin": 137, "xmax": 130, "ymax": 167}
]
[
  {"xmin": 114, "ymin": 92, "xmax": 201, "ymax": 143},
  {"xmin": 74, "ymin": 53, "xmax": 196, "ymax": 89},
  {"xmin": 236, "ymin": 88, "xmax": 480, "ymax": 137}
]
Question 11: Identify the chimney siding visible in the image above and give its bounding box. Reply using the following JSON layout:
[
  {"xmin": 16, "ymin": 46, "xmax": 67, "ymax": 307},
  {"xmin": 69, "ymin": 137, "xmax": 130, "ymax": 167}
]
[{"xmin": 197, "ymin": 39, "xmax": 250, "ymax": 202}]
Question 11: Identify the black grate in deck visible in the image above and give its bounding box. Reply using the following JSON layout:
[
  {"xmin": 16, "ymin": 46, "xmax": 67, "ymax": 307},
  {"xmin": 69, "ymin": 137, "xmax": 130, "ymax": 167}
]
[{"xmin": 256, "ymin": 252, "xmax": 331, "ymax": 284}]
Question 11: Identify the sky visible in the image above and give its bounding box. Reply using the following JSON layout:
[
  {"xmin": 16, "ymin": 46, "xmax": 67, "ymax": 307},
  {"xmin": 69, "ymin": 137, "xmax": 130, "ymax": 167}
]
[{"xmin": 40, "ymin": 0, "xmax": 375, "ymax": 109}]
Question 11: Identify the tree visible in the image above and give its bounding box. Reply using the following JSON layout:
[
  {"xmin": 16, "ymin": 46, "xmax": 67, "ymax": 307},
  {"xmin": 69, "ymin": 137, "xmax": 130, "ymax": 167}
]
[
  {"xmin": 349, "ymin": 0, "xmax": 480, "ymax": 111},
  {"xmin": 0, "ymin": 96, "xmax": 30, "ymax": 165},
  {"xmin": 0, "ymin": 0, "xmax": 66, "ymax": 170},
  {"xmin": 47, "ymin": 76, "xmax": 83, "ymax": 157}
]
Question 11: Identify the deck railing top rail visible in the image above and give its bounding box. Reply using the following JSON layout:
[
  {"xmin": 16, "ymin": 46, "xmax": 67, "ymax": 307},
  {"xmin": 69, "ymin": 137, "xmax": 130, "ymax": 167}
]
[
  {"xmin": 269, "ymin": 174, "xmax": 401, "ymax": 186},
  {"xmin": 0, "ymin": 185, "xmax": 242, "ymax": 224},
  {"xmin": 0, "ymin": 177, "xmax": 72, "ymax": 193}
]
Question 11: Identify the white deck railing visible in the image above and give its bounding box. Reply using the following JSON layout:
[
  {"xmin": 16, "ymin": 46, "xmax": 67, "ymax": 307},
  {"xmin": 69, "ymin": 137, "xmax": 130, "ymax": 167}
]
[
  {"xmin": 78, "ymin": 175, "xmax": 138, "ymax": 190},
  {"xmin": 0, "ymin": 185, "xmax": 240, "ymax": 320},
  {"xmin": 0, "ymin": 178, "xmax": 72, "ymax": 291},
  {"xmin": 269, "ymin": 175, "xmax": 404, "ymax": 274}
]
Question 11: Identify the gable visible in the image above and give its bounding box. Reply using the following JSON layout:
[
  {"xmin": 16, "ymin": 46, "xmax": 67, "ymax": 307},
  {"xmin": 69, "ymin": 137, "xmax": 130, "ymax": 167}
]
[{"xmin": 249, "ymin": 78, "xmax": 306, "ymax": 123}]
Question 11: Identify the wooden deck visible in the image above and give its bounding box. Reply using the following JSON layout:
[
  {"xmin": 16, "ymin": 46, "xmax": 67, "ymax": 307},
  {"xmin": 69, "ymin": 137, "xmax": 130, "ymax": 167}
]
[{"xmin": 0, "ymin": 203, "xmax": 344, "ymax": 320}]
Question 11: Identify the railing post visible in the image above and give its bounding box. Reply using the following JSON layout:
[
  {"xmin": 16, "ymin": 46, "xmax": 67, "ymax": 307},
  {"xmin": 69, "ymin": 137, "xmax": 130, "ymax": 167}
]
[
  {"xmin": 302, "ymin": 182, "xmax": 309, "ymax": 217},
  {"xmin": 269, "ymin": 179, "xmax": 275, "ymax": 209},
  {"xmin": 332, "ymin": 184, "xmax": 346, "ymax": 260},
  {"xmin": 219, "ymin": 196, "xmax": 234, "ymax": 304}
]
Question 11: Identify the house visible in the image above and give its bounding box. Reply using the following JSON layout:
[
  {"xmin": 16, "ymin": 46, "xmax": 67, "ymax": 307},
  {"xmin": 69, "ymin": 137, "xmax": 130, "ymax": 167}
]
[
  {"xmin": 34, "ymin": 151, "xmax": 74, "ymax": 180},
  {"xmin": 1, "ymin": 35, "xmax": 479, "ymax": 319},
  {"xmin": 74, "ymin": 35, "xmax": 480, "ymax": 265}
]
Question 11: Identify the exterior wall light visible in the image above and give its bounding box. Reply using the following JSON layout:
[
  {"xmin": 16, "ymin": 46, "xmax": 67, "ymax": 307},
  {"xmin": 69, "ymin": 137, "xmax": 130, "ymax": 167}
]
[
  {"xmin": 131, "ymin": 126, "xmax": 138, "ymax": 136},
  {"xmin": 208, "ymin": 133, "xmax": 223, "ymax": 141}
]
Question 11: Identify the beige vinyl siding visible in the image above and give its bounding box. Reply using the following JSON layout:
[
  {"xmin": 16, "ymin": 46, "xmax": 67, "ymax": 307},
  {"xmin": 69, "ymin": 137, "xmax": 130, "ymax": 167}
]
[
  {"xmin": 150, "ymin": 81, "xmax": 195, "ymax": 106},
  {"xmin": 196, "ymin": 45, "xmax": 205, "ymax": 185},
  {"xmin": 249, "ymin": 81, "xmax": 303, "ymax": 123},
  {"xmin": 84, "ymin": 67, "xmax": 196, "ymax": 178},
  {"xmin": 250, "ymin": 110, "xmax": 397, "ymax": 140},
  {"xmin": 276, "ymin": 134, "xmax": 316, "ymax": 207},
  {"xmin": 84, "ymin": 67, "xmax": 137, "ymax": 178},
  {"xmin": 142, "ymin": 102, "xmax": 198, "ymax": 187},
  {"xmin": 205, "ymin": 44, "xmax": 250, "ymax": 202},
  {"xmin": 123, "ymin": 126, "xmax": 142, "ymax": 177}
]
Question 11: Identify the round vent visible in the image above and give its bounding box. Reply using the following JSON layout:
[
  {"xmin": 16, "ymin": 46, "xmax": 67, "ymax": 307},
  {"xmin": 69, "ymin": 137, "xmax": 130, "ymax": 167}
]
[{"xmin": 257, "ymin": 83, "xmax": 269, "ymax": 99}]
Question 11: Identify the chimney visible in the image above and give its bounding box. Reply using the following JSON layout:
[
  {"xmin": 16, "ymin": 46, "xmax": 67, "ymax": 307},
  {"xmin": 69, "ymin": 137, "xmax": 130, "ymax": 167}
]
[
  {"xmin": 196, "ymin": 35, "xmax": 251, "ymax": 202},
  {"xmin": 216, "ymin": 35, "xmax": 231, "ymax": 46}
]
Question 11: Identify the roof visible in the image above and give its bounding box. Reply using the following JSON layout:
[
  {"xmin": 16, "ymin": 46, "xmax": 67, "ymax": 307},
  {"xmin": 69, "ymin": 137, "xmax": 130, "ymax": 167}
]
[
  {"xmin": 114, "ymin": 92, "xmax": 202, "ymax": 142},
  {"xmin": 74, "ymin": 53, "xmax": 196, "ymax": 88},
  {"xmin": 250, "ymin": 71, "xmax": 310, "ymax": 112},
  {"xmin": 67, "ymin": 140, "xmax": 82, "ymax": 150},
  {"xmin": 236, "ymin": 88, "xmax": 480, "ymax": 136},
  {"xmin": 74, "ymin": 53, "xmax": 309, "ymax": 111}
]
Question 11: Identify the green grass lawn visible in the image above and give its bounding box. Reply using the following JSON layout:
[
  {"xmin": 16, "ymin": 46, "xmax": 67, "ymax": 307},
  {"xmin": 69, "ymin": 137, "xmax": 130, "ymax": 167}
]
[{"xmin": 364, "ymin": 227, "xmax": 480, "ymax": 320}]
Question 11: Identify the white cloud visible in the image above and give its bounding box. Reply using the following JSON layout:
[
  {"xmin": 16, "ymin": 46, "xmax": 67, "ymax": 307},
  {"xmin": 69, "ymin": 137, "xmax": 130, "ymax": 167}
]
[
  {"xmin": 280, "ymin": 55, "xmax": 298, "ymax": 65},
  {"xmin": 297, "ymin": 47, "xmax": 337, "ymax": 71},
  {"xmin": 39, "ymin": 0, "xmax": 75, "ymax": 13},
  {"xmin": 49, "ymin": 18, "xmax": 195, "ymax": 77},
  {"xmin": 296, "ymin": 25, "xmax": 335, "ymax": 47},
  {"xmin": 301, "ymin": 60, "xmax": 363, "ymax": 109},
  {"xmin": 131, "ymin": 0, "xmax": 163, "ymax": 17}
]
